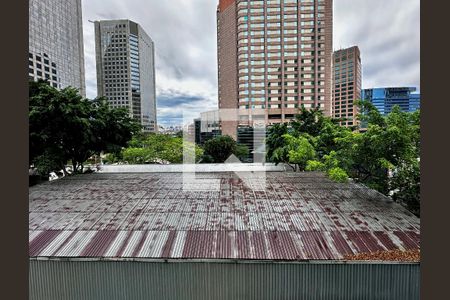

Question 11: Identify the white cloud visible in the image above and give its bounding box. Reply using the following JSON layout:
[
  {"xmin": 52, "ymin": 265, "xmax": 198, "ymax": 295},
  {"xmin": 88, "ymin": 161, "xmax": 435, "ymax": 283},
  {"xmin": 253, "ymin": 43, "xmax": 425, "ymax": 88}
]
[
  {"xmin": 81, "ymin": 0, "xmax": 420, "ymax": 126},
  {"xmin": 334, "ymin": 0, "xmax": 420, "ymax": 90}
]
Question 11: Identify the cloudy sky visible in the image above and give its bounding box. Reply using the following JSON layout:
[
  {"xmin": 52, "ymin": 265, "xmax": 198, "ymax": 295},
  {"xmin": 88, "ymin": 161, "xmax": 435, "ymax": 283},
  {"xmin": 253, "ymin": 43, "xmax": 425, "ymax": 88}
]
[{"xmin": 81, "ymin": 0, "xmax": 420, "ymax": 127}]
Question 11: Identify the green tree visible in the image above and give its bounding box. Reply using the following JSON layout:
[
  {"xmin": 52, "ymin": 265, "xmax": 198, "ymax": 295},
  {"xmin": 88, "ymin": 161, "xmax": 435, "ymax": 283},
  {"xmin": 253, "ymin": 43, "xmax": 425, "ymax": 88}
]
[
  {"xmin": 327, "ymin": 167, "xmax": 349, "ymax": 183},
  {"xmin": 336, "ymin": 104, "xmax": 420, "ymax": 195},
  {"xmin": 29, "ymin": 80, "xmax": 140, "ymax": 175},
  {"xmin": 203, "ymin": 135, "xmax": 248, "ymax": 163},
  {"xmin": 291, "ymin": 106, "xmax": 326, "ymax": 137},
  {"xmin": 266, "ymin": 123, "xmax": 289, "ymax": 161},
  {"xmin": 267, "ymin": 106, "xmax": 347, "ymax": 170},
  {"xmin": 90, "ymin": 98, "xmax": 141, "ymax": 156},
  {"xmin": 271, "ymin": 134, "xmax": 316, "ymax": 171},
  {"xmin": 265, "ymin": 100, "xmax": 420, "ymax": 215},
  {"xmin": 119, "ymin": 134, "xmax": 203, "ymax": 164},
  {"xmin": 391, "ymin": 159, "xmax": 420, "ymax": 216},
  {"xmin": 235, "ymin": 144, "xmax": 250, "ymax": 161}
]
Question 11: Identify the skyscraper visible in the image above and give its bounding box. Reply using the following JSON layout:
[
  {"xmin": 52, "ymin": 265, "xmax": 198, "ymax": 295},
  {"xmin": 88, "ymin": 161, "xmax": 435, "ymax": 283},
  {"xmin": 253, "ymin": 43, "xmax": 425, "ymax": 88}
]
[
  {"xmin": 332, "ymin": 46, "xmax": 362, "ymax": 127},
  {"xmin": 362, "ymin": 87, "xmax": 420, "ymax": 116},
  {"xmin": 217, "ymin": 0, "xmax": 333, "ymax": 139},
  {"xmin": 29, "ymin": 0, "xmax": 86, "ymax": 96},
  {"xmin": 95, "ymin": 20, "xmax": 157, "ymax": 133}
]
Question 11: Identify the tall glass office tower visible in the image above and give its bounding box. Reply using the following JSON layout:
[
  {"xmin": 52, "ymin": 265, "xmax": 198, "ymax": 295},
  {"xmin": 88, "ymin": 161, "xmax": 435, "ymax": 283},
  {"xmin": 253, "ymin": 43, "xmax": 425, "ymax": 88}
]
[
  {"xmin": 362, "ymin": 87, "xmax": 421, "ymax": 116},
  {"xmin": 217, "ymin": 0, "xmax": 333, "ymax": 139},
  {"xmin": 95, "ymin": 20, "xmax": 157, "ymax": 133},
  {"xmin": 29, "ymin": 0, "xmax": 86, "ymax": 96}
]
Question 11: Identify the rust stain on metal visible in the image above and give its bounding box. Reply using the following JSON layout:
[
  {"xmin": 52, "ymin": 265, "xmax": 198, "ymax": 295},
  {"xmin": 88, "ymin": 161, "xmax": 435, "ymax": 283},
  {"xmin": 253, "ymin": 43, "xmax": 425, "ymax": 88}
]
[{"xmin": 29, "ymin": 172, "xmax": 420, "ymax": 260}]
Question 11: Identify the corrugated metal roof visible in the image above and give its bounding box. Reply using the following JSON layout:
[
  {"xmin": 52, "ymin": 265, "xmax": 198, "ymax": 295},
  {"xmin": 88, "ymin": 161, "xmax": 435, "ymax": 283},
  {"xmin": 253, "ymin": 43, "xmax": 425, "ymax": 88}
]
[{"xmin": 29, "ymin": 172, "xmax": 420, "ymax": 260}]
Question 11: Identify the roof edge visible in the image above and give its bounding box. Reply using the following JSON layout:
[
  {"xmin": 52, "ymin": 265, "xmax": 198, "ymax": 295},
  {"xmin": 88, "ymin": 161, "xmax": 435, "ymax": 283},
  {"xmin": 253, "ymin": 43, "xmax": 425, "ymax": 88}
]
[
  {"xmin": 30, "ymin": 257, "xmax": 420, "ymax": 265},
  {"xmin": 218, "ymin": 0, "xmax": 235, "ymax": 12}
]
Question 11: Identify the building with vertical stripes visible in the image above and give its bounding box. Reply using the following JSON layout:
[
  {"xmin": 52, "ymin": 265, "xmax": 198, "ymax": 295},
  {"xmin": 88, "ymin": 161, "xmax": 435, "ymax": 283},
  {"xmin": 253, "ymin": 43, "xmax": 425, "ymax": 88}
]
[
  {"xmin": 332, "ymin": 46, "xmax": 362, "ymax": 127},
  {"xmin": 217, "ymin": 0, "xmax": 333, "ymax": 139},
  {"xmin": 95, "ymin": 20, "xmax": 157, "ymax": 132}
]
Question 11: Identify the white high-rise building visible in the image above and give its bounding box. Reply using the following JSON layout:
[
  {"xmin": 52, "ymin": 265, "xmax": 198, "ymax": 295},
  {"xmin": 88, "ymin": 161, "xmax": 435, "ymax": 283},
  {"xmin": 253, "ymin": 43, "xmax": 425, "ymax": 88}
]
[{"xmin": 94, "ymin": 19, "xmax": 157, "ymax": 133}]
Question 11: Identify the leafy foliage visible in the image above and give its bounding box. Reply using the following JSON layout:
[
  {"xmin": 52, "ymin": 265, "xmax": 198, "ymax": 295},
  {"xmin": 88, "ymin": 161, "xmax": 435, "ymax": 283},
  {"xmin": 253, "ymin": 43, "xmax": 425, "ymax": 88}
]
[
  {"xmin": 119, "ymin": 134, "xmax": 203, "ymax": 164},
  {"xmin": 291, "ymin": 106, "xmax": 326, "ymax": 137},
  {"xmin": 266, "ymin": 100, "xmax": 420, "ymax": 215},
  {"xmin": 266, "ymin": 123, "xmax": 289, "ymax": 160},
  {"xmin": 305, "ymin": 160, "xmax": 326, "ymax": 171},
  {"xmin": 235, "ymin": 144, "xmax": 250, "ymax": 161},
  {"xmin": 270, "ymin": 134, "xmax": 316, "ymax": 171},
  {"xmin": 202, "ymin": 135, "xmax": 249, "ymax": 163},
  {"xmin": 29, "ymin": 80, "xmax": 140, "ymax": 175},
  {"xmin": 327, "ymin": 167, "xmax": 349, "ymax": 183},
  {"xmin": 391, "ymin": 159, "xmax": 420, "ymax": 216}
]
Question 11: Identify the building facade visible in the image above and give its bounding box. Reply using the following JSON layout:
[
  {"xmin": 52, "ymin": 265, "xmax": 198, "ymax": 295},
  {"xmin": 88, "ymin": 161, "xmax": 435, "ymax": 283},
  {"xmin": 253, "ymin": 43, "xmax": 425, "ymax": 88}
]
[
  {"xmin": 95, "ymin": 20, "xmax": 157, "ymax": 132},
  {"xmin": 29, "ymin": 0, "xmax": 86, "ymax": 96},
  {"xmin": 332, "ymin": 46, "xmax": 361, "ymax": 127},
  {"xmin": 193, "ymin": 110, "xmax": 221, "ymax": 145},
  {"xmin": 361, "ymin": 87, "xmax": 420, "ymax": 116},
  {"xmin": 217, "ymin": 0, "xmax": 333, "ymax": 139}
]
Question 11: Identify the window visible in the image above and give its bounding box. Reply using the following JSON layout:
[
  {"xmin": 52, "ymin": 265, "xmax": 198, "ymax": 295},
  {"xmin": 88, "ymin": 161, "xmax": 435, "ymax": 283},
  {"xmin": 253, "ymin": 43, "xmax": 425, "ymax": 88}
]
[
  {"xmin": 268, "ymin": 37, "xmax": 281, "ymax": 42},
  {"xmin": 251, "ymin": 38, "xmax": 265, "ymax": 43},
  {"xmin": 250, "ymin": 8, "xmax": 264, "ymax": 13},
  {"xmin": 251, "ymin": 15, "xmax": 264, "ymax": 21},
  {"xmin": 284, "ymin": 37, "xmax": 297, "ymax": 42},
  {"xmin": 285, "ymin": 52, "xmax": 298, "ymax": 57},
  {"xmin": 284, "ymin": 21, "xmax": 298, "ymax": 27},
  {"xmin": 301, "ymin": 21, "xmax": 314, "ymax": 26},
  {"xmin": 267, "ymin": 30, "xmax": 281, "ymax": 35},
  {"xmin": 267, "ymin": 15, "xmax": 280, "ymax": 20},
  {"xmin": 267, "ymin": 7, "xmax": 281, "ymax": 13},
  {"xmin": 284, "ymin": 29, "xmax": 297, "ymax": 35}
]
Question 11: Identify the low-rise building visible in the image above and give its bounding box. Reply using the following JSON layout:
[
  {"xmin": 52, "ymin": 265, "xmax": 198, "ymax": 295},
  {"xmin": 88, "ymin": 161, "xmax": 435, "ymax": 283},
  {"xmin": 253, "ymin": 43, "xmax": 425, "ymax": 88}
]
[{"xmin": 30, "ymin": 168, "xmax": 420, "ymax": 299}]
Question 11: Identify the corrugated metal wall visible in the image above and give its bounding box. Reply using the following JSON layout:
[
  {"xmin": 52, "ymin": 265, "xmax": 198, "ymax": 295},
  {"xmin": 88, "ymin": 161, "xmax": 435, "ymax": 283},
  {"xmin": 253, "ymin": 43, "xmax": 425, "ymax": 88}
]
[{"xmin": 30, "ymin": 260, "xmax": 420, "ymax": 300}]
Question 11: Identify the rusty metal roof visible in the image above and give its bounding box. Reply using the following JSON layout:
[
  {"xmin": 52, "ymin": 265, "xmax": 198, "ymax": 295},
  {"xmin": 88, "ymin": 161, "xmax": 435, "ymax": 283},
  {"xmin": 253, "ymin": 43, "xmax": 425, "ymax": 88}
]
[{"xmin": 29, "ymin": 172, "xmax": 420, "ymax": 260}]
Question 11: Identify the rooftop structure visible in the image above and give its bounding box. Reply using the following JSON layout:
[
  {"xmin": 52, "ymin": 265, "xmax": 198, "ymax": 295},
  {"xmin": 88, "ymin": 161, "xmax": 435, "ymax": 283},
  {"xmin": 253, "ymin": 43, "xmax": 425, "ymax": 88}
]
[{"xmin": 29, "ymin": 171, "xmax": 419, "ymax": 260}]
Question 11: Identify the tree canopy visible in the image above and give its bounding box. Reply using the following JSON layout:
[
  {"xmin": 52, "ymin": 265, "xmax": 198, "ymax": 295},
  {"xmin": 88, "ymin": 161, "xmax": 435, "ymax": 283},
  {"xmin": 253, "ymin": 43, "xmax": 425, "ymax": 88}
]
[
  {"xmin": 266, "ymin": 101, "xmax": 421, "ymax": 216},
  {"xmin": 29, "ymin": 80, "xmax": 141, "ymax": 175},
  {"xmin": 202, "ymin": 135, "xmax": 249, "ymax": 163},
  {"xmin": 115, "ymin": 133, "xmax": 203, "ymax": 164}
]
